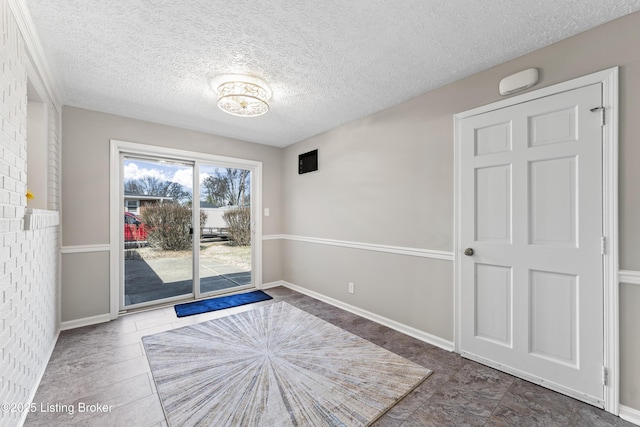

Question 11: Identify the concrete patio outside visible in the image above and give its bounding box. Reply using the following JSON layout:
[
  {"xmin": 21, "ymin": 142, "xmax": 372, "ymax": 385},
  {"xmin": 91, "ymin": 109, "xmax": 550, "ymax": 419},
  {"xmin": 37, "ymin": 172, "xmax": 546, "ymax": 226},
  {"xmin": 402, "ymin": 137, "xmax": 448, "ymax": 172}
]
[{"xmin": 124, "ymin": 247, "xmax": 251, "ymax": 306}]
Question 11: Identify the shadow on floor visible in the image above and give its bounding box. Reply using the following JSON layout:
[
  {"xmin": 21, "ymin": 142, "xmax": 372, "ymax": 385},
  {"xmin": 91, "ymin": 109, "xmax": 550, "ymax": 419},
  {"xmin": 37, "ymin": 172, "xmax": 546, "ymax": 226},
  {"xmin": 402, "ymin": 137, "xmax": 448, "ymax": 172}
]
[{"xmin": 124, "ymin": 258, "xmax": 251, "ymax": 306}]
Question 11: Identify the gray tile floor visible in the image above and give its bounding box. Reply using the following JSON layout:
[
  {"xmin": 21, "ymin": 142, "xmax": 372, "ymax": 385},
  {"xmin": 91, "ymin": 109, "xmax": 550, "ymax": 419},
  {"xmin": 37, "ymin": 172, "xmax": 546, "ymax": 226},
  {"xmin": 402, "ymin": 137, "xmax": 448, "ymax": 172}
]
[{"xmin": 25, "ymin": 286, "xmax": 634, "ymax": 427}]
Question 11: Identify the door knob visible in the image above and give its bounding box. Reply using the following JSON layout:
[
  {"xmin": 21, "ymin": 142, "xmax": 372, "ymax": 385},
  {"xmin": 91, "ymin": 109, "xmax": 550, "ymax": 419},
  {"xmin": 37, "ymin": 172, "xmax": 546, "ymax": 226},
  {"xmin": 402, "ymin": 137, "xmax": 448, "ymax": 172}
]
[{"xmin": 464, "ymin": 248, "xmax": 474, "ymax": 256}]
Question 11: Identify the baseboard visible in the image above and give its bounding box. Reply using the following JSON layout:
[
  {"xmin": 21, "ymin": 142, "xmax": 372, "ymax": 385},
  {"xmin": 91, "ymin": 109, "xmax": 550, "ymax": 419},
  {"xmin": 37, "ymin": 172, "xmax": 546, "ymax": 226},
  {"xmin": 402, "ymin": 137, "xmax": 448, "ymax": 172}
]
[
  {"xmin": 60, "ymin": 313, "xmax": 111, "ymax": 331},
  {"xmin": 620, "ymin": 405, "xmax": 640, "ymax": 426},
  {"xmin": 20, "ymin": 329, "xmax": 59, "ymax": 427},
  {"xmin": 279, "ymin": 281, "xmax": 455, "ymax": 352},
  {"xmin": 259, "ymin": 280, "xmax": 287, "ymax": 289}
]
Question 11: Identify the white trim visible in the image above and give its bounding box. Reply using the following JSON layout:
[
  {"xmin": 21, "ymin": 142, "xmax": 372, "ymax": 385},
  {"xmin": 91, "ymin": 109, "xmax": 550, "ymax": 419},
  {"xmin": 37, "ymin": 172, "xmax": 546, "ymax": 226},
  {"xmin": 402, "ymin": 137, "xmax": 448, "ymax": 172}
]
[
  {"xmin": 60, "ymin": 314, "xmax": 111, "ymax": 331},
  {"xmin": 56, "ymin": 89, "xmax": 63, "ymax": 329},
  {"xmin": 258, "ymin": 280, "xmax": 287, "ymax": 290},
  {"xmin": 601, "ymin": 67, "xmax": 620, "ymax": 415},
  {"xmin": 261, "ymin": 234, "xmax": 286, "ymax": 241},
  {"xmin": 453, "ymin": 67, "xmax": 619, "ymax": 414},
  {"xmin": 60, "ymin": 244, "xmax": 111, "ymax": 254},
  {"xmin": 111, "ymin": 139, "xmax": 264, "ymax": 169},
  {"xmin": 619, "ymin": 270, "xmax": 640, "ymax": 286},
  {"xmin": 110, "ymin": 140, "xmax": 263, "ymax": 319},
  {"xmin": 620, "ymin": 405, "xmax": 640, "ymax": 426},
  {"xmin": 280, "ymin": 280, "xmax": 455, "ymax": 352},
  {"xmin": 455, "ymin": 68, "xmax": 613, "ymax": 118},
  {"xmin": 109, "ymin": 144, "xmax": 121, "ymax": 320},
  {"xmin": 20, "ymin": 330, "xmax": 59, "ymax": 427},
  {"xmin": 193, "ymin": 162, "xmax": 202, "ymax": 299},
  {"xmin": 7, "ymin": 0, "xmax": 64, "ymax": 108},
  {"xmin": 262, "ymin": 234, "xmax": 454, "ymax": 261}
]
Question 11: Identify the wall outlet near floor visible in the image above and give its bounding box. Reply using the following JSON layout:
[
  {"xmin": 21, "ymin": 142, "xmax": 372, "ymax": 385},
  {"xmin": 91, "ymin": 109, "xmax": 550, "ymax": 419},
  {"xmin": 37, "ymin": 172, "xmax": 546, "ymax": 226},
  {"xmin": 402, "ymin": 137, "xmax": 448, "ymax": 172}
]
[{"xmin": 348, "ymin": 282, "xmax": 355, "ymax": 294}]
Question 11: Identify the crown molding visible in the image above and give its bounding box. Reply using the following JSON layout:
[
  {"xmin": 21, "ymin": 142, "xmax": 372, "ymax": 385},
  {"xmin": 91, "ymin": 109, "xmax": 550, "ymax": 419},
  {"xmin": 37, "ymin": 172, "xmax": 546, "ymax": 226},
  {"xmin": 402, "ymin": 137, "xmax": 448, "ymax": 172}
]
[{"xmin": 7, "ymin": 0, "xmax": 64, "ymax": 108}]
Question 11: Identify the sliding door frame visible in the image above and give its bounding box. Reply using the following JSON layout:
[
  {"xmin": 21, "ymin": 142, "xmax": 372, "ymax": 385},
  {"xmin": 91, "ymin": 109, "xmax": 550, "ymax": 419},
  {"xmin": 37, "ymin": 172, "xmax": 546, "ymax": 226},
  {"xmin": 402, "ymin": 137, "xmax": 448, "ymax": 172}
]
[
  {"xmin": 193, "ymin": 160, "xmax": 255, "ymax": 300},
  {"xmin": 109, "ymin": 140, "xmax": 263, "ymax": 318}
]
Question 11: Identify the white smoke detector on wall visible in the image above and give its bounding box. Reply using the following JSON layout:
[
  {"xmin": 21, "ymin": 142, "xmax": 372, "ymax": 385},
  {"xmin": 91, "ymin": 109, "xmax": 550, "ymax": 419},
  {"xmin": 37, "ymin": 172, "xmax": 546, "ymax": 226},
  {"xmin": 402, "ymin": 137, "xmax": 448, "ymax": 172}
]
[{"xmin": 499, "ymin": 68, "xmax": 539, "ymax": 96}]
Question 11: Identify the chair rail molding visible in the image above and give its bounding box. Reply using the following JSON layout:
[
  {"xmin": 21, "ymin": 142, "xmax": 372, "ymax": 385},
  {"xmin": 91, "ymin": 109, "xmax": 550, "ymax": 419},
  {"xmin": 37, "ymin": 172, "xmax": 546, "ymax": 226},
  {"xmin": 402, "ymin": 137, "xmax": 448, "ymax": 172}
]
[
  {"xmin": 619, "ymin": 270, "xmax": 640, "ymax": 286},
  {"xmin": 263, "ymin": 234, "xmax": 454, "ymax": 261},
  {"xmin": 60, "ymin": 244, "xmax": 111, "ymax": 254}
]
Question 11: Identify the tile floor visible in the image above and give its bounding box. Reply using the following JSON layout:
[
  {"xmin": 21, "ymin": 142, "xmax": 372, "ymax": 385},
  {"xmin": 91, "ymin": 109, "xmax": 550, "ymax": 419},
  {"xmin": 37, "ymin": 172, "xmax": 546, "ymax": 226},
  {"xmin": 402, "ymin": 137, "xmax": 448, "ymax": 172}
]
[{"xmin": 25, "ymin": 286, "xmax": 634, "ymax": 427}]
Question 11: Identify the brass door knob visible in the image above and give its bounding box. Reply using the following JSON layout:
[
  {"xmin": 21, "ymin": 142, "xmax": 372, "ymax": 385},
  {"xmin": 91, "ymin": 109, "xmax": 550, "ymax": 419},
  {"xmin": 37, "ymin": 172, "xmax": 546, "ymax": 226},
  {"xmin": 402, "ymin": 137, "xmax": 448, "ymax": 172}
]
[{"xmin": 464, "ymin": 248, "xmax": 474, "ymax": 256}]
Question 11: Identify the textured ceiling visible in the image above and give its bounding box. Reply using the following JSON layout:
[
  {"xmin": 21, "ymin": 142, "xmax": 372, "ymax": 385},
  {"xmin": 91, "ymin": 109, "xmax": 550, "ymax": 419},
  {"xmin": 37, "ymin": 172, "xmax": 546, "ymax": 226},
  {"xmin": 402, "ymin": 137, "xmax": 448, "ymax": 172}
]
[{"xmin": 24, "ymin": 0, "xmax": 640, "ymax": 147}]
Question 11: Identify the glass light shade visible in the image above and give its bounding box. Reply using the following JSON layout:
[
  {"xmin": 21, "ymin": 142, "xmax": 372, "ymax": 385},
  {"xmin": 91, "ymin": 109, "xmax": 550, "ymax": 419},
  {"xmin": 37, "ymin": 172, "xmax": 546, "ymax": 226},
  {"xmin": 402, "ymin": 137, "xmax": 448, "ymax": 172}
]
[{"xmin": 217, "ymin": 81, "xmax": 270, "ymax": 117}]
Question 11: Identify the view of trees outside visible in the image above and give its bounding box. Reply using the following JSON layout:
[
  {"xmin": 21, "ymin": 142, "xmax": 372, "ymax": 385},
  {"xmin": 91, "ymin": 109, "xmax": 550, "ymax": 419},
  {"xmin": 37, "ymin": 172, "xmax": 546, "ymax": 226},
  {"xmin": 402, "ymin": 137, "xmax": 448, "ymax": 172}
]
[
  {"xmin": 201, "ymin": 168, "xmax": 250, "ymax": 207},
  {"xmin": 200, "ymin": 165, "xmax": 251, "ymax": 246},
  {"xmin": 124, "ymin": 159, "xmax": 252, "ymax": 247},
  {"xmin": 124, "ymin": 161, "xmax": 250, "ymax": 208},
  {"xmin": 123, "ymin": 159, "xmax": 252, "ymax": 306},
  {"xmin": 124, "ymin": 175, "xmax": 191, "ymax": 204}
]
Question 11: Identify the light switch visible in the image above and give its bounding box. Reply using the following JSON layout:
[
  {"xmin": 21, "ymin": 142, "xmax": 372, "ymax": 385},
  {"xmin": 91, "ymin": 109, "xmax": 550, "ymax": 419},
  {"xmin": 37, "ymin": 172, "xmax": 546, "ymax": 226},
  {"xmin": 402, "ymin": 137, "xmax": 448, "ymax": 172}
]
[{"xmin": 264, "ymin": 208, "xmax": 270, "ymax": 217}]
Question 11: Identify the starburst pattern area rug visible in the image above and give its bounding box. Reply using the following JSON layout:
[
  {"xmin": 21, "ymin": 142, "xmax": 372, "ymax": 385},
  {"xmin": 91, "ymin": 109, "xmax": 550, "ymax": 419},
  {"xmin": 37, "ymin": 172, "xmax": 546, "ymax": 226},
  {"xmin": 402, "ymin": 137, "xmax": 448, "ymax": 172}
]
[{"xmin": 143, "ymin": 301, "xmax": 432, "ymax": 426}]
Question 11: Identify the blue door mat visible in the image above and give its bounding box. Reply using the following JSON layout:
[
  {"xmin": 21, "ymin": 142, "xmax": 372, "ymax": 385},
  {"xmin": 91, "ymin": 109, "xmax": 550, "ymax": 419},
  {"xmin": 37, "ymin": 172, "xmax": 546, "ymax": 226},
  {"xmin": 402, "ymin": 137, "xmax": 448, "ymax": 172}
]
[{"xmin": 174, "ymin": 290, "xmax": 273, "ymax": 317}]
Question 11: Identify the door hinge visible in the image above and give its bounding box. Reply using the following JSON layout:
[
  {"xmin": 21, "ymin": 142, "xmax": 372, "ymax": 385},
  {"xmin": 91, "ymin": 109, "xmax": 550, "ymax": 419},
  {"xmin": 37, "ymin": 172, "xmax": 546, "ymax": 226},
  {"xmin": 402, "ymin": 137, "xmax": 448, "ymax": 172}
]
[
  {"xmin": 601, "ymin": 236, "xmax": 606, "ymax": 255},
  {"xmin": 602, "ymin": 366, "xmax": 608, "ymax": 386},
  {"xmin": 590, "ymin": 106, "xmax": 605, "ymax": 126}
]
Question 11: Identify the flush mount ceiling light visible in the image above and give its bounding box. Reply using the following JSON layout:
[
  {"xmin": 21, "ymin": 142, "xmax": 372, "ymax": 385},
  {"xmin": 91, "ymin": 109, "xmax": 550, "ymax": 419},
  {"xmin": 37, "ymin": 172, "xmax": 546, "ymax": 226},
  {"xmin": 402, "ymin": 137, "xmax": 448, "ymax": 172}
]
[{"xmin": 216, "ymin": 76, "xmax": 271, "ymax": 117}]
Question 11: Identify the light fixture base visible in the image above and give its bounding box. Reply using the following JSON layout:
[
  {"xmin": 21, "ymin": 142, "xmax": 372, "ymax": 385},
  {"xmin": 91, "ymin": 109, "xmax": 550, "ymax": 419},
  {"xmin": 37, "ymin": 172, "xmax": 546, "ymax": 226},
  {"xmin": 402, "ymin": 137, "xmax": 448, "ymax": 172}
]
[{"xmin": 215, "ymin": 76, "xmax": 271, "ymax": 117}]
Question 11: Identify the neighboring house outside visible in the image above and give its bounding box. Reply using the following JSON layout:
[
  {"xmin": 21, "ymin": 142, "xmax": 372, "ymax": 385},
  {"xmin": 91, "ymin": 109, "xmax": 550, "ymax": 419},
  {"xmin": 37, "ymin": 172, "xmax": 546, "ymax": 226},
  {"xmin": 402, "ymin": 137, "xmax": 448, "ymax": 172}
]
[
  {"xmin": 124, "ymin": 195, "xmax": 237, "ymax": 238},
  {"xmin": 201, "ymin": 204, "xmax": 232, "ymax": 230},
  {"xmin": 201, "ymin": 205, "xmax": 243, "ymax": 238},
  {"xmin": 124, "ymin": 193, "xmax": 174, "ymax": 214}
]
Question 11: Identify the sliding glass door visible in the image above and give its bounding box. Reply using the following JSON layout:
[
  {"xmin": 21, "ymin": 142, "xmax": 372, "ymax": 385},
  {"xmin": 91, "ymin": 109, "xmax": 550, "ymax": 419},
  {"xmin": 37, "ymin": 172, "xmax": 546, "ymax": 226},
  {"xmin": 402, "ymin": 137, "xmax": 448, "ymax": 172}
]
[
  {"xmin": 197, "ymin": 164, "xmax": 252, "ymax": 297},
  {"xmin": 119, "ymin": 151, "xmax": 256, "ymax": 310},
  {"xmin": 123, "ymin": 157, "xmax": 194, "ymax": 307}
]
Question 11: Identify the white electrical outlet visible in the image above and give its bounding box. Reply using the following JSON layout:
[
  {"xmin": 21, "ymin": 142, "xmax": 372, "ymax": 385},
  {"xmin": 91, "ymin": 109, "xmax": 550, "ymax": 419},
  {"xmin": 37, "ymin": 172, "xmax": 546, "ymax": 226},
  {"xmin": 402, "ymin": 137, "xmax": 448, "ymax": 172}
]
[{"xmin": 348, "ymin": 282, "xmax": 354, "ymax": 294}]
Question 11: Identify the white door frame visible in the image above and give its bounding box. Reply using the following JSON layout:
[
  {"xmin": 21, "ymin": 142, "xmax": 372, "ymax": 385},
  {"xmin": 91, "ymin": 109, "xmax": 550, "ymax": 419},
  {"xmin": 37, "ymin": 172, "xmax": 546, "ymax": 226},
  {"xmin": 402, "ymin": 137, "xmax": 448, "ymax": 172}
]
[
  {"xmin": 109, "ymin": 140, "xmax": 263, "ymax": 316},
  {"xmin": 453, "ymin": 67, "xmax": 619, "ymax": 414}
]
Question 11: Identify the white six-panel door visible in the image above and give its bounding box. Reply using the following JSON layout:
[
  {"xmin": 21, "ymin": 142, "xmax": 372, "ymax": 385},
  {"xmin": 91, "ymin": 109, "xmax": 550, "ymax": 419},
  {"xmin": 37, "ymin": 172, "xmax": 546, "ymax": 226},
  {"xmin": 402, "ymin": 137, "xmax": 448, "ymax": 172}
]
[{"xmin": 459, "ymin": 83, "xmax": 605, "ymax": 406}]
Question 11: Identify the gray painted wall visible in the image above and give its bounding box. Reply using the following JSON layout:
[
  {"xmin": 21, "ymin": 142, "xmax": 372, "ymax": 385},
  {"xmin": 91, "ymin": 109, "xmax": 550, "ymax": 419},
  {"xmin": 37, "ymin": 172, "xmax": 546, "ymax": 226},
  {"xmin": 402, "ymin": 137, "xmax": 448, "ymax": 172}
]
[
  {"xmin": 283, "ymin": 241, "xmax": 454, "ymax": 340},
  {"xmin": 60, "ymin": 11, "xmax": 640, "ymax": 412},
  {"xmin": 61, "ymin": 251, "xmax": 110, "ymax": 319},
  {"xmin": 281, "ymin": 11, "xmax": 640, "ymax": 410},
  {"xmin": 61, "ymin": 107, "xmax": 284, "ymax": 321}
]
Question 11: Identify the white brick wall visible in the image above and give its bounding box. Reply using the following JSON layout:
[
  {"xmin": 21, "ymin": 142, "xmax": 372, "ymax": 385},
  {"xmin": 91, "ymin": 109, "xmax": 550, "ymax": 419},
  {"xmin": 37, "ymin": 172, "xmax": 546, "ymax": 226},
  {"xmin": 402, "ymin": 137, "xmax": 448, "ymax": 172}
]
[
  {"xmin": 0, "ymin": 1, "xmax": 60, "ymax": 426},
  {"xmin": 47, "ymin": 103, "xmax": 59, "ymax": 212}
]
